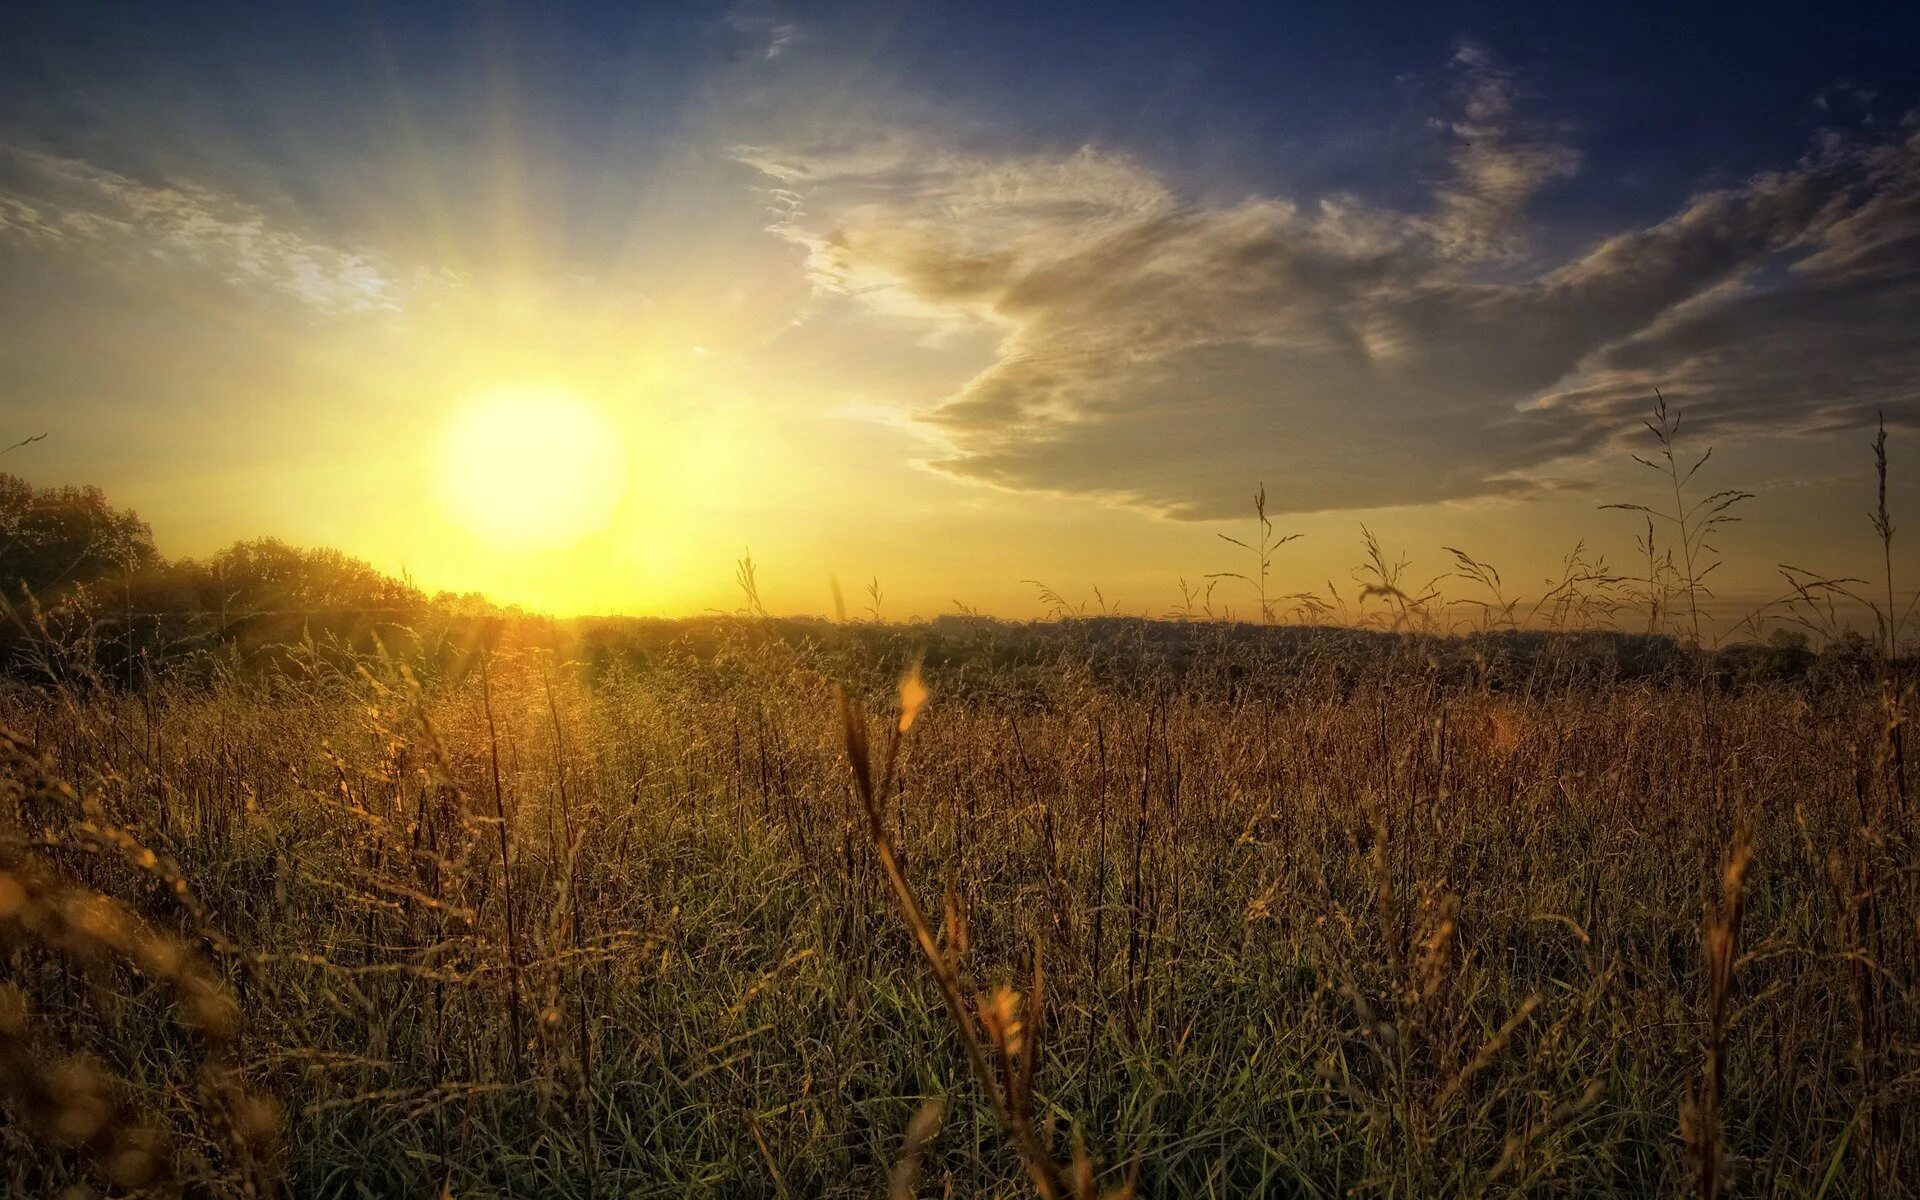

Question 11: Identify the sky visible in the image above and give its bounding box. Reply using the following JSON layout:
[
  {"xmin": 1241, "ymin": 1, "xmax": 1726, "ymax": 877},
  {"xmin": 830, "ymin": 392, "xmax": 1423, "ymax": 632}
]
[{"xmin": 2, "ymin": 1, "xmax": 1918, "ymax": 629}]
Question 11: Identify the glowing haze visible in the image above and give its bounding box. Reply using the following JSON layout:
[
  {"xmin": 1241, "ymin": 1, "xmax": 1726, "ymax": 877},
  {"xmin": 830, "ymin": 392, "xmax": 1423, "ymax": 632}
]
[{"xmin": 2, "ymin": 2, "xmax": 1918, "ymax": 621}]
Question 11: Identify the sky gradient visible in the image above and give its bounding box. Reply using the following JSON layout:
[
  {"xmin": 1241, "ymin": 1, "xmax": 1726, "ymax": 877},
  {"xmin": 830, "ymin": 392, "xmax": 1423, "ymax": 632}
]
[{"xmin": 3, "ymin": 1, "xmax": 1918, "ymax": 627}]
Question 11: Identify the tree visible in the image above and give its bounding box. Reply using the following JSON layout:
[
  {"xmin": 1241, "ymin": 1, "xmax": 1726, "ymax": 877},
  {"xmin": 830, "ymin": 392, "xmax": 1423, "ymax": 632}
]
[
  {"xmin": 0, "ymin": 473, "xmax": 158, "ymax": 600},
  {"xmin": 183, "ymin": 539, "xmax": 424, "ymax": 617}
]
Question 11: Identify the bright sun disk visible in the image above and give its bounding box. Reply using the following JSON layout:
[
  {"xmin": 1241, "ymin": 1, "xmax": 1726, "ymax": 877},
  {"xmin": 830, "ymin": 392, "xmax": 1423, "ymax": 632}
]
[{"xmin": 437, "ymin": 388, "xmax": 627, "ymax": 546}]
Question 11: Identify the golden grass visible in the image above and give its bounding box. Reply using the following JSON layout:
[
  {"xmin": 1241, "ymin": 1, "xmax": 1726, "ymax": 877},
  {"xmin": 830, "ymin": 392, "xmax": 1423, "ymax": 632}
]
[{"xmin": 0, "ymin": 623, "xmax": 1914, "ymax": 1197}]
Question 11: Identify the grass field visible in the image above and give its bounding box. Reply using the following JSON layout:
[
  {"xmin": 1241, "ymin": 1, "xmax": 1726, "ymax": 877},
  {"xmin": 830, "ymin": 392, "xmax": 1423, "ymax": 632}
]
[{"xmin": 1, "ymin": 614, "xmax": 1915, "ymax": 1197}]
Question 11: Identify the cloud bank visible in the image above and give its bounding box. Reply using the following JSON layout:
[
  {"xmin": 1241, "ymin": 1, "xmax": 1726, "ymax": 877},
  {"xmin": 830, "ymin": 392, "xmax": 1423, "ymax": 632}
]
[{"xmin": 745, "ymin": 54, "xmax": 1920, "ymax": 518}]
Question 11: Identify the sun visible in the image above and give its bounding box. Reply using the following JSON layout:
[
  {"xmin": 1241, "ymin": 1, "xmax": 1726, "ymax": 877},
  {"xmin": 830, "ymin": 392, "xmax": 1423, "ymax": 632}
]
[{"xmin": 437, "ymin": 388, "xmax": 628, "ymax": 546}]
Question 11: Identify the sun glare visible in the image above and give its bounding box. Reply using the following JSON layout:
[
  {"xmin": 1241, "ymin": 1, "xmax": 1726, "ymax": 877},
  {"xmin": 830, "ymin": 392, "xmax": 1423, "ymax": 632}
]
[{"xmin": 437, "ymin": 388, "xmax": 628, "ymax": 546}]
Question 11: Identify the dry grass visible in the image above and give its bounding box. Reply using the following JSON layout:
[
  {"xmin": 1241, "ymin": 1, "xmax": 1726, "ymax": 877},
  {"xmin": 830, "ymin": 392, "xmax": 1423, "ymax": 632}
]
[{"xmin": 0, "ymin": 620, "xmax": 1914, "ymax": 1197}]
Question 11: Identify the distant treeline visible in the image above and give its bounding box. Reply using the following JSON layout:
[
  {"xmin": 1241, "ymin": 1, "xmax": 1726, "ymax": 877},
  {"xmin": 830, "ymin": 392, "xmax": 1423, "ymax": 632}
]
[
  {"xmin": 0, "ymin": 470, "xmax": 1891, "ymax": 693},
  {"xmin": 566, "ymin": 612, "xmax": 1885, "ymax": 698},
  {"xmin": 0, "ymin": 471, "xmax": 517, "ymax": 682}
]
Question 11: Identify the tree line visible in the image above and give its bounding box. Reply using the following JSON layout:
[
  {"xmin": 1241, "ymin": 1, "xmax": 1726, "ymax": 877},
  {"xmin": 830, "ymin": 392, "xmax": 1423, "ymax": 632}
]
[{"xmin": 0, "ymin": 471, "xmax": 510, "ymax": 683}]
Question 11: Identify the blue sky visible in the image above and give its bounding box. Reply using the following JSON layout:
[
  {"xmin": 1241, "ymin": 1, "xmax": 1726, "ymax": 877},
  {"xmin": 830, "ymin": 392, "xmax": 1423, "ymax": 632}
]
[
  {"xmin": 2, "ymin": 1, "xmax": 1917, "ymax": 619},
  {"xmin": 11, "ymin": 1, "xmax": 1915, "ymax": 271}
]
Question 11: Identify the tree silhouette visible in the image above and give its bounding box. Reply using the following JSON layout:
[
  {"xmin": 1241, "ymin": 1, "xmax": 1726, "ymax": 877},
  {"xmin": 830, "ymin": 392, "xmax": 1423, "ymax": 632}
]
[
  {"xmin": 184, "ymin": 538, "xmax": 422, "ymax": 616},
  {"xmin": 0, "ymin": 473, "xmax": 157, "ymax": 600}
]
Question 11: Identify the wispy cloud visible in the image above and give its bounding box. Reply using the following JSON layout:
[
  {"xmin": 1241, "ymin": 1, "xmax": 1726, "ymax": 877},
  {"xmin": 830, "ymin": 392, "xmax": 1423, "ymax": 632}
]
[
  {"xmin": 724, "ymin": 2, "xmax": 803, "ymax": 61},
  {"xmin": 1432, "ymin": 44, "xmax": 1581, "ymax": 259},
  {"xmin": 735, "ymin": 137, "xmax": 1175, "ymax": 330},
  {"xmin": 0, "ymin": 149, "xmax": 408, "ymax": 315},
  {"xmin": 742, "ymin": 51, "xmax": 1920, "ymax": 519}
]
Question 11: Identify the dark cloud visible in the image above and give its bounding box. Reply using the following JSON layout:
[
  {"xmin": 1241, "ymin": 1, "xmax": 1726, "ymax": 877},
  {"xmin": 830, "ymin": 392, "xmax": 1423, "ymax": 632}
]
[
  {"xmin": 1538, "ymin": 134, "xmax": 1920, "ymax": 440},
  {"xmin": 746, "ymin": 53, "xmax": 1920, "ymax": 518}
]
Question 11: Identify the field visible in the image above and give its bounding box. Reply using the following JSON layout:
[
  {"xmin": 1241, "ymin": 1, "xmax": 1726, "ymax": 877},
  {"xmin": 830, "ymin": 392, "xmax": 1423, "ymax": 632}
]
[{"xmin": 1, "ymin": 616, "xmax": 1915, "ymax": 1198}]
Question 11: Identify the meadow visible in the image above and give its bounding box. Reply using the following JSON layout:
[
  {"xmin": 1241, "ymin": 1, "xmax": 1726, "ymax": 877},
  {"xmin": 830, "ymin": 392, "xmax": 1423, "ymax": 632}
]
[
  {"xmin": 0, "ymin": 609, "xmax": 1913, "ymax": 1198},
  {"xmin": 1, "ymin": 410, "xmax": 1917, "ymax": 1198}
]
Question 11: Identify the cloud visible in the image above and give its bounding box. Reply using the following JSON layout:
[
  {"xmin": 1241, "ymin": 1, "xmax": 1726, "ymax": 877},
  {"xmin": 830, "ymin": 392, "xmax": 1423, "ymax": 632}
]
[
  {"xmin": 1533, "ymin": 133, "xmax": 1920, "ymax": 438},
  {"xmin": 0, "ymin": 149, "xmax": 407, "ymax": 315},
  {"xmin": 743, "ymin": 56, "xmax": 1920, "ymax": 519},
  {"xmin": 724, "ymin": 2, "xmax": 803, "ymax": 61},
  {"xmin": 735, "ymin": 137, "xmax": 1176, "ymax": 328},
  {"xmin": 1433, "ymin": 44, "xmax": 1581, "ymax": 259}
]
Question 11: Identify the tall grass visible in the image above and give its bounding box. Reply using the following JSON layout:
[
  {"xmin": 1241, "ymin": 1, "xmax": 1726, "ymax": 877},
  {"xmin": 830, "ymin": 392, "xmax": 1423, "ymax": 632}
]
[{"xmin": 0, "ymin": 626, "xmax": 1914, "ymax": 1196}]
